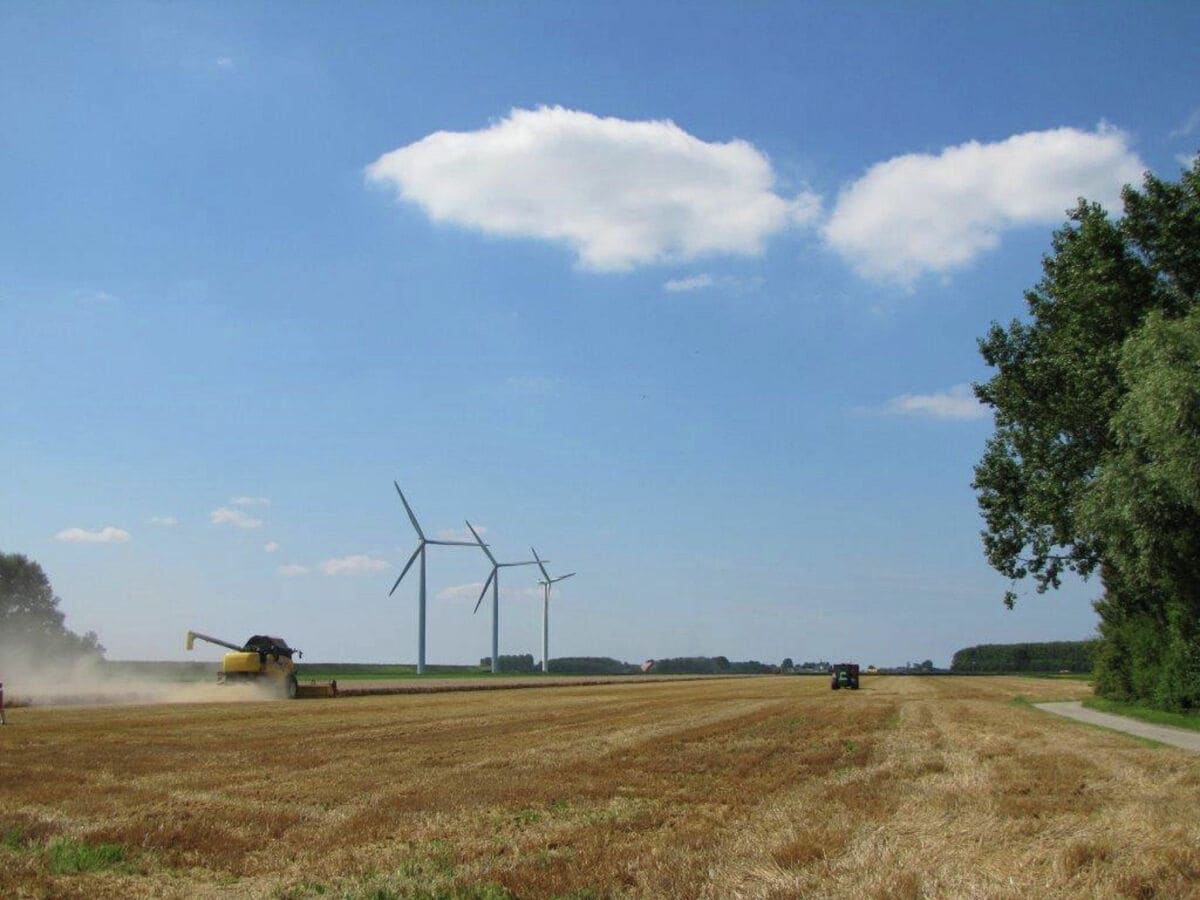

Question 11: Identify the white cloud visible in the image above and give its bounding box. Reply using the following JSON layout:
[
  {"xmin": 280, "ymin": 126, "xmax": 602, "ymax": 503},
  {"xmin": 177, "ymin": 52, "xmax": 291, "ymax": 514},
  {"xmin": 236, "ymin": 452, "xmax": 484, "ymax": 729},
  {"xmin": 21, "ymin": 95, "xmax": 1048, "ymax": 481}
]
[
  {"xmin": 148, "ymin": 516, "xmax": 178, "ymax": 527},
  {"xmin": 437, "ymin": 525, "xmax": 486, "ymax": 542},
  {"xmin": 436, "ymin": 582, "xmax": 540, "ymax": 604},
  {"xmin": 214, "ymin": 56, "xmax": 234, "ymax": 70},
  {"xmin": 823, "ymin": 126, "xmax": 1145, "ymax": 284},
  {"xmin": 1177, "ymin": 153, "xmax": 1199, "ymax": 170},
  {"xmin": 502, "ymin": 375, "xmax": 558, "ymax": 396},
  {"xmin": 883, "ymin": 384, "xmax": 987, "ymax": 421},
  {"xmin": 663, "ymin": 274, "xmax": 715, "ymax": 293},
  {"xmin": 366, "ymin": 106, "xmax": 820, "ymax": 271},
  {"xmin": 320, "ymin": 554, "xmax": 390, "ymax": 576},
  {"xmin": 75, "ymin": 289, "xmax": 117, "ymax": 305},
  {"xmin": 231, "ymin": 496, "xmax": 270, "ymax": 507},
  {"xmin": 264, "ymin": 541, "xmax": 280, "ymax": 553},
  {"xmin": 277, "ymin": 564, "xmax": 308, "ymax": 577},
  {"xmin": 1169, "ymin": 109, "xmax": 1200, "ymax": 139},
  {"xmin": 55, "ymin": 526, "xmax": 131, "ymax": 544},
  {"xmin": 210, "ymin": 507, "xmax": 263, "ymax": 529},
  {"xmin": 436, "ymin": 582, "xmax": 486, "ymax": 604},
  {"xmin": 662, "ymin": 273, "xmax": 764, "ymax": 295}
]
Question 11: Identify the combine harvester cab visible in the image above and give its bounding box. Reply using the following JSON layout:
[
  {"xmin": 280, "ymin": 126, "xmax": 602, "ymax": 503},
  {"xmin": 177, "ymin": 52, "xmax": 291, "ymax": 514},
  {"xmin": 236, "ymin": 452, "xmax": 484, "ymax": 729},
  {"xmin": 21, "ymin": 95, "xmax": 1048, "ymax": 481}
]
[{"xmin": 186, "ymin": 631, "xmax": 335, "ymax": 699}]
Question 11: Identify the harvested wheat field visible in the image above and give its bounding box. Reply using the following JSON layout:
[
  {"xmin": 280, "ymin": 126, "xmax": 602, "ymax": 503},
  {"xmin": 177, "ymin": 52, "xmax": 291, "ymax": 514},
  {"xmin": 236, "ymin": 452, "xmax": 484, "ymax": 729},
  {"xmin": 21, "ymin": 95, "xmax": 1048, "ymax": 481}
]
[{"xmin": 2, "ymin": 676, "xmax": 1199, "ymax": 899}]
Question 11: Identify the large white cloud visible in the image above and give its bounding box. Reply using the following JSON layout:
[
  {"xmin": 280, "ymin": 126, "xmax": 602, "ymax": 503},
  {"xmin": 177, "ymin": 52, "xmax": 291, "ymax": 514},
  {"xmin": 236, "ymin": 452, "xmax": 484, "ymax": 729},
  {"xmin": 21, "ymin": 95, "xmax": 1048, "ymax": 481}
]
[
  {"xmin": 367, "ymin": 106, "xmax": 820, "ymax": 271},
  {"xmin": 823, "ymin": 126, "xmax": 1145, "ymax": 283},
  {"xmin": 55, "ymin": 526, "xmax": 131, "ymax": 544}
]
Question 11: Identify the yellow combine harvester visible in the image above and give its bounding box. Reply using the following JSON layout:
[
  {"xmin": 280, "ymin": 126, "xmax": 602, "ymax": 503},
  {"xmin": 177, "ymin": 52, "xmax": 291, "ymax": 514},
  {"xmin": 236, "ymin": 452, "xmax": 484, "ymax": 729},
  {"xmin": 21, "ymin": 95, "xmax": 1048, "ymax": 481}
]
[{"xmin": 185, "ymin": 631, "xmax": 335, "ymax": 698}]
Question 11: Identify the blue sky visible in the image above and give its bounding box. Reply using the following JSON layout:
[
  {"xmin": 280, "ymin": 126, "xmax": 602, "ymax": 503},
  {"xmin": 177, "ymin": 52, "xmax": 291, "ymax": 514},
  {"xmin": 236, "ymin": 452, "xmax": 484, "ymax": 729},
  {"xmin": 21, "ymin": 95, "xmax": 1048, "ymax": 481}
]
[{"xmin": 3, "ymin": 2, "xmax": 1198, "ymax": 667}]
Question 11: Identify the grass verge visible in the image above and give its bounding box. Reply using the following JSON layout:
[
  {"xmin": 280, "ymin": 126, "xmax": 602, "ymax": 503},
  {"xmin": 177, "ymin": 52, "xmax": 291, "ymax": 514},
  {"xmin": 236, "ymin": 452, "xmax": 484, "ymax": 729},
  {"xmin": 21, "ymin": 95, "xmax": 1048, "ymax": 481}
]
[{"xmin": 1083, "ymin": 696, "xmax": 1200, "ymax": 733}]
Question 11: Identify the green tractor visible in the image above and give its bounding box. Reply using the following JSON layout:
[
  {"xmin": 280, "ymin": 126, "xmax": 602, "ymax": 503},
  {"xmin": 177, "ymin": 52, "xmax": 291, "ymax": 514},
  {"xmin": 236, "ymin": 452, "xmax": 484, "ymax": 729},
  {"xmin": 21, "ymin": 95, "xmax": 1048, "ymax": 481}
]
[{"xmin": 830, "ymin": 663, "xmax": 860, "ymax": 690}]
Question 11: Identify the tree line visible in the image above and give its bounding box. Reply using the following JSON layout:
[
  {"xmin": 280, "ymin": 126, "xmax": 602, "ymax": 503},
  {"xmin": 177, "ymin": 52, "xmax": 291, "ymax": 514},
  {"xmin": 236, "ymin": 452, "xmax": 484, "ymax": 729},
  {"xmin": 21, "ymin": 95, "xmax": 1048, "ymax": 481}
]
[
  {"xmin": 973, "ymin": 158, "xmax": 1200, "ymax": 710},
  {"xmin": 950, "ymin": 641, "xmax": 1098, "ymax": 674}
]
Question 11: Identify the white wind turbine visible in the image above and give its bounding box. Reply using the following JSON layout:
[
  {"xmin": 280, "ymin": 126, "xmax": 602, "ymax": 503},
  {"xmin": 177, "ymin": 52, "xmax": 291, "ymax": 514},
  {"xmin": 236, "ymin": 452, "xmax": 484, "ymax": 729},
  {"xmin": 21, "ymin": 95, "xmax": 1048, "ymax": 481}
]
[
  {"xmin": 388, "ymin": 481, "xmax": 479, "ymax": 675},
  {"xmin": 532, "ymin": 547, "xmax": 575, "ymax": 674},
  {"xmin": 465, "ymin": 520, "xmax": 541, "ymax": 674}
]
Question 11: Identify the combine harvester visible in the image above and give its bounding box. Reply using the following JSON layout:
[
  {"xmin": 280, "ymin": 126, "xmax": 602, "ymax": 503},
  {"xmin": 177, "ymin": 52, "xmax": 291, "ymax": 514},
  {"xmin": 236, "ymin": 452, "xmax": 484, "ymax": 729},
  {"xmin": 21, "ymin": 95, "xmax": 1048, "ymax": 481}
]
[{"xmin": 186, "ymin": 631, "xmax": 335, "ymax": 699}]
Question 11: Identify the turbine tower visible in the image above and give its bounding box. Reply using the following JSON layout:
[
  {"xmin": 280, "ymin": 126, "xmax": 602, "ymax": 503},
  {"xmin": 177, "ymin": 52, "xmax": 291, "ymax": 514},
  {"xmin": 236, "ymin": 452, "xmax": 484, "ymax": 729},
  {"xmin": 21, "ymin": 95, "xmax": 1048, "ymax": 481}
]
[
  {"xmin": 532, "ymin": 547, "xmax": 575, "ymax": 674},
  {"xmin": 466, "ymin": 520, "xmax": 541, "ymax": 674},
  {"xmin": 388, "ymin": 482, "xmax": 478, "ymax": 675}
]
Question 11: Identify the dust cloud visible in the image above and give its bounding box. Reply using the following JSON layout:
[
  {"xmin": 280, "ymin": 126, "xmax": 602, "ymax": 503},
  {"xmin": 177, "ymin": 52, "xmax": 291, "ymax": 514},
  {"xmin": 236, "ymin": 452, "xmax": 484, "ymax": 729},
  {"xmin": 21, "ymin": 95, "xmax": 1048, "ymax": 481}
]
[{"xmin": 0, "ymin": 641, "xmax": 282, "ymax": 708}]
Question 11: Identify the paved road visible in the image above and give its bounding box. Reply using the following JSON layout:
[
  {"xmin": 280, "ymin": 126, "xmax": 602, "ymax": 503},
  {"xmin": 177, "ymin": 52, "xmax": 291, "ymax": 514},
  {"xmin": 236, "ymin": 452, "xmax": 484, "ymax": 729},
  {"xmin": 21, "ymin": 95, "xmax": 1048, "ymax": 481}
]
[{"xmin": 1036, "ymin": 701, "xmax": 1200, "ymax": 752}]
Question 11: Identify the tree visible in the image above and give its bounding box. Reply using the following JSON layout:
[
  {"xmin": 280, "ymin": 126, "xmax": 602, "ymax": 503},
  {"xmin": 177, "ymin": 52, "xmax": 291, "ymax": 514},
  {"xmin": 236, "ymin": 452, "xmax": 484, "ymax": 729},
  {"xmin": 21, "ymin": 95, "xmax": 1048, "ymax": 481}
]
[
  {"xmin": 0, "ymin": 552, "xmax": 104, "ymax": 659},
  {"xmin": 974, "ymin": 158, "xmax": 1200, "ymax": 708},
  {"xmin": 781, "ymin": 657, "xmax": 794, "ymax": 673},
  {"xmin": 1084, "ymin": 308, "xmax": 1200, "ymax": 707}
]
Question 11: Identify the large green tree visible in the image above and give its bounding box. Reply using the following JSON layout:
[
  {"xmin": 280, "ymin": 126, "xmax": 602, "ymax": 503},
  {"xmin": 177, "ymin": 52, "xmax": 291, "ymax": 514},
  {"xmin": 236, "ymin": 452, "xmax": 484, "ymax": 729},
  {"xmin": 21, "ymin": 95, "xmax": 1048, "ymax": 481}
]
[
  {"xmin": 973, "ymin": 158, "xmax": 1200, "ymax": 708},
  {"xmin": 1084, "ymin": 308, "xmax": 1200, "ymax": 706},
  {"xmin": 0, "ymin": 552, "xmax": 105, "ymax": 659}
]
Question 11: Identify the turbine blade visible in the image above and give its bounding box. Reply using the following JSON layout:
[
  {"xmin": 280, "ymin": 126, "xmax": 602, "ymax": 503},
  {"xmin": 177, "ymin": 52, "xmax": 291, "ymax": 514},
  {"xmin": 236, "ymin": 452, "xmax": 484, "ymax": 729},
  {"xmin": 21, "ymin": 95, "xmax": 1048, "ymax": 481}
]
[
  {"xmin": 554, "ymin": 573, "xmax": 576, "ymax": 583},
  {"xmin": 531, "ymin": 546, "xmax": 551, "ymax": 581},
  {"xmin": 426, "ymin": 540, "xmax": 480, "ymax": 546},
  {"xmin": 388, "ymin": 545, "xmax": 423, "ymax": 596},
  {"xmin": 499, "ymin": 560, "xmax": 540, "ymax": 568},
  {"xmin": 473, "ymin": 569, "xmax": 495, "ymax": 614},
  {"xmin": 394, "ymin": 482, "xmax": 425, "ymax": 540},
  {"xmin": 466, "ymin": 520, "xmax": 496, "ymax": 564}
]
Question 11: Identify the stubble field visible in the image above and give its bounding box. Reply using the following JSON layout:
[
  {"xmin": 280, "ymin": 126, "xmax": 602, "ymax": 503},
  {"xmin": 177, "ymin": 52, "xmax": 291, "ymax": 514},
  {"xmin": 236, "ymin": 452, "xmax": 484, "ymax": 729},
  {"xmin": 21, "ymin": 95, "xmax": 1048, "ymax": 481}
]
[{"xmin": 2, "ymin": 675, "xmax": 1199, "ymax": 899}]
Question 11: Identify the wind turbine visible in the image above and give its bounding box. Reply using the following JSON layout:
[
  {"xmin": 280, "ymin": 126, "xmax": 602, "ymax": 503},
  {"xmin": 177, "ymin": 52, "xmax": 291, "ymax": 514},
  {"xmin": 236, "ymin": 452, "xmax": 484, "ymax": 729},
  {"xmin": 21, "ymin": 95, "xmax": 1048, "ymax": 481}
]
[
  {"xmin": 465, "ymin": 520, "xmax": 541, "ymax": 674},
  {"xmin": 388, "ymin": 482, "xmax": 478, "ymax": 675},
  {"xmin": 532, "ymin": 547, "xmax": 575, "ymax": 674}
]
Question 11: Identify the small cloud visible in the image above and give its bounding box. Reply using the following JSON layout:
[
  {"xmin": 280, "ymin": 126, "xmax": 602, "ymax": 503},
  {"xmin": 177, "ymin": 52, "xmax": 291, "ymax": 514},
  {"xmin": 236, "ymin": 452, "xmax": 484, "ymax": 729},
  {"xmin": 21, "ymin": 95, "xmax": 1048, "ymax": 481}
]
[
  {"xmin": 148, "ymin": 516, "xmax": 178, "ymax": 527},
  {"xmin": 1169, "ymin": 109, "xmax": 1200, "ymax": 140},
  {"xmin": 436, "ymin": 582, "xmax": 540, "ymax": 604},
  {"xmin": 502, "ymin": 375, "xmax": 558, "ymax": 396},
  {"xmin": 75, "ymin": 289, "xmax": 117, "ymax": 305},
  {"xmin": 320, "ymin": 554, "xmax": 390, "ymax": 576},
  {"xmin": 211, "ymin": 507, "xmax": 263, "ymax": 529},
  {"xmin": 277, "ymin": 564, "xmax": 309, "ymax": 577},
  {"xmin": 881, "ymin": 384, "xmax": 987, "ymax": 421},
  {"xmin": 231, "ymin": 496, "xmax": 270, "ymax": 507},
  {"xmin": 214, "ymin": 56, "xmax": 235, "ymax": 70},
  {"xmin": 1177, "ymin": 153, "xmax": 1199, "ymax": 169},
  {"xmin": 264, "ymin": 541, "xmax": 280, "ymax": 553},
  {"xmin": 664, "ymin": 273, "xmax": 715, "ymax": 293},
  {"xmin": 55, "ymin": 526, "xmax": 131, "ymax": 544},
  {"xmin": 661, "ymin": 273, "xmax": 764, "ymax": 295},
  {"xmin": 437, "ymin": 525, "xmax": 486, "ymax": 542},
  {"xmin": 436, "ymin": 582, "xmax": 486, "ymax": 604}
]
